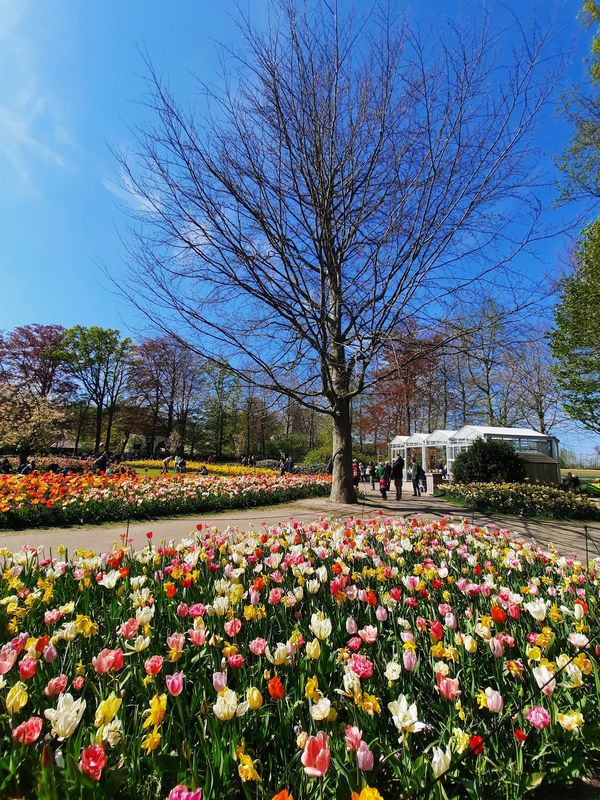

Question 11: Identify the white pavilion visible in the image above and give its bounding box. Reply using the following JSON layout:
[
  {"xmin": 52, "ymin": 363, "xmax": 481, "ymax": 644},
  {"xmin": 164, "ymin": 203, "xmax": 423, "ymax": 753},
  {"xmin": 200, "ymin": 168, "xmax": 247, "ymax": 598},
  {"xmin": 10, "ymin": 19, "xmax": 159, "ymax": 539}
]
[{"xmin": 389, "ymin": 425, "xmax": 560, "ymax": 483}]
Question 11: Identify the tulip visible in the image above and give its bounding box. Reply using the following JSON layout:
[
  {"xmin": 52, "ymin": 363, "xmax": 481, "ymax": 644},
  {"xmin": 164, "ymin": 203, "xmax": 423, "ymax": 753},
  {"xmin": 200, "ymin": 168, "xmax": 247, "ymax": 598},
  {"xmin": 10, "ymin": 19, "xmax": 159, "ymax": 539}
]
[
  {"xmin": 345, "ymin": 725, "xmax": 363, "ymax": 752},
  {"xmin": 188, "ymin": 627, "xmax": 207, "ymax": 647},
  {"xmin": 12, "ymin": 716, "xmax": 43, "ymax": 744},
  {"xmin": 247, "ymin": 687, "xmax": 263, "ymax": 710},
  {"xmin": 166, "ymin": 671, "xmax": 184, "ymax": 697},
  {"xmin": 402, "ymin": 650, "xmax": 417, "ymax": 672},
  {"xmin": 431, "ymin": 745, "xmax": 451, "ymax": 777},
  {"xmin": 80, "ymin": 743, "xmax": 107, "ymax": 782},
  {"xmin": 0, "ymin": 645, "xmax": 18, "ymax": 675},
  {"xmin": 44, "ymin": 693, "xmax": 86, "ymax": 739},
  {"xmin": 44, "ymin": 674, "xmax": 68, "ymax": 698},
  {"xmin": 309, "ymin": 612, "xmax": 332, "ymax": 641},
  {"xmin": 484, "ymin": 688, "xmax": 504, "ymax": 713},
  {"xmin": 6, "ymin": 681, "xmax": 28, "ymax": 714},
  {"xmin": 18, "ymin": 658, "xmax": 36, "ymax": 680},
  {"xmin": 346, "ymin": 616, "xmax": 358, "ymax": 634},
  {"xmin": 388, "ymin": 694, "xmax": 426, "ymax": 740},
  {"xmin": 212, "ymin": 671, "xmax": 228, "ymax": 692},
  {"xmin": 213, "ymin": 688, "xmax": 238, "ymax": 721},
  {"xmin": 356, "ymin": 741, "xmax": 374, "ymax": 771},
  {"xmin": 437, "ymin": 675, "xmax": 461, "ymax": 701},
  {"xmin": 306, "ymin": 639, "xmax": 321, "ymax": 660},
  {"xmin": 144, "ymin": 655, "xmax": 164, "ymax": 676},
  {"xmin": 301, "ymin": 731, "xmax": 330, "ymax": 777},
  {"xmin": 167, "ymin": 786, "xmax": 203, "ymax": 800},
  {"xmin": 526, "ymin": 706, "xmax": 551, "ymax": 730},
  {"xmin": 267, "ymin": 675, "xmax": 285, "ymax": 700},
  {"xmin": 43, "ymin": 645, "xmax": 58, "ymax": 664}
]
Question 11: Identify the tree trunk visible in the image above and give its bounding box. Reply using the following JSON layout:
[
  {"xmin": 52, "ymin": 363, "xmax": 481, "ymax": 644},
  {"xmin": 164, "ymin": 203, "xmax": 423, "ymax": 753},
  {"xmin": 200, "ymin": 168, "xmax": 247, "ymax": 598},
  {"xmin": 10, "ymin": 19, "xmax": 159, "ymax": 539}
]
[
  {"xmin": 330, "ymin": 399, "xmax": 356, "ymax": 503},
  {"xmin": 94, "ymin": 404, "xmax": 103, "ymax": 455},
  {"xmin": 105, "ymin": 406, "xmax": 115, "ymax": 452}
]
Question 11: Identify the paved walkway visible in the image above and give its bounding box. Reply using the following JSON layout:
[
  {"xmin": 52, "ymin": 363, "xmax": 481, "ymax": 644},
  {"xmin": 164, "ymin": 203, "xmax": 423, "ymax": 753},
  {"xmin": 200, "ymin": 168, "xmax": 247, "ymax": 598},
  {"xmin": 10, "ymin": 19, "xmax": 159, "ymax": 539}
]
[{"xmin": 1, "ymin": 486, "xmax": 598, "ymax": 562}]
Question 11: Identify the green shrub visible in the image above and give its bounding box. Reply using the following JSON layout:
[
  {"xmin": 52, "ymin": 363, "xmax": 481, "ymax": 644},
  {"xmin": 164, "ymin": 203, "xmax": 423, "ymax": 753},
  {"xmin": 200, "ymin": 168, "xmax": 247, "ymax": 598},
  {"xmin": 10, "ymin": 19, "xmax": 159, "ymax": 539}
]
[{"xmin": 452, "ymin": 438, "xmax": 525, "ymax": 484}]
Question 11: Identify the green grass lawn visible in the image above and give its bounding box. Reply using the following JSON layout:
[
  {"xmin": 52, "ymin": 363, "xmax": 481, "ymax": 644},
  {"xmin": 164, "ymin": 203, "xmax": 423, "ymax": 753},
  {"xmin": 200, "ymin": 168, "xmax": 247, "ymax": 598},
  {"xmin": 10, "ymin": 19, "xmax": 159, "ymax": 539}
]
[{"xmin": 561, "ymin": 468, "xmax": 600, "ymax": 479}]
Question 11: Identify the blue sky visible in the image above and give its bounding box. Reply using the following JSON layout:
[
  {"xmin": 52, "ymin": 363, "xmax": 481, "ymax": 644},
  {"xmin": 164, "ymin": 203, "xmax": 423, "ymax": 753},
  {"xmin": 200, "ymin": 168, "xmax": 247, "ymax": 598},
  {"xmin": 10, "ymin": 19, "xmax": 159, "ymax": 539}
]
[{"xmin": 0, "ymin": 0, "xmax": 598, "ymax": 456}]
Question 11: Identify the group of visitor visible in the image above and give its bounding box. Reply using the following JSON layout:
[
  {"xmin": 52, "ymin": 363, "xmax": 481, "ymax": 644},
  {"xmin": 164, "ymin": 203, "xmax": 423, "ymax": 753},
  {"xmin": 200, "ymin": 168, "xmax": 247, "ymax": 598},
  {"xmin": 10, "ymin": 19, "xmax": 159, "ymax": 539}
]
[
  {"xmin": 162, "ymin": 455, "xmax": 187, "ymax": 474},
  {"xmin": 327, "ymin": 454, "xmax": 432, "ymax": 502},
  {"xmin": 279, "ymin": 454, "xmax": 295, "ymax": 475},
  {"xmin": 240, "ymin": 455, "xmax": 257, "ymax": 466}
]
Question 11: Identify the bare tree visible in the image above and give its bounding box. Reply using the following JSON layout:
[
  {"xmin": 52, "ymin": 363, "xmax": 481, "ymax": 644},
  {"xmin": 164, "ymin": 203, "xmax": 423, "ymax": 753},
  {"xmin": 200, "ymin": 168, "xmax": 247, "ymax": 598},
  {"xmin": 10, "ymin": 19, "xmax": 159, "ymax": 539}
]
[
  {"xmin": 509, "ymin": 336, "xmax": 566, "ymax": 434},
  {"xmin": 118, "ymin": 1, "xmax": 562, "ymax": 501}
]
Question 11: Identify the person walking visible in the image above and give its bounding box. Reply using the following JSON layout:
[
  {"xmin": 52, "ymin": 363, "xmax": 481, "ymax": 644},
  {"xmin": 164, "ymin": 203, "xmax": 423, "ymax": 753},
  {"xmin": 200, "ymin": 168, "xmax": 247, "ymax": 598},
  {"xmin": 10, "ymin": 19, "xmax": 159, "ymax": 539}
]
[
  {"xmin": 352, "ymin": 459, "xmax": 360, "ymax": 489},
  {"xmin": 368, "ymin": 461, "xmax": 376, "ymax": 490},
  {"xmin": 410, "ymin": 458, "xmax": 422, "ymax": 497},
  {"xmin": 379, "ymin": 471, "xmax": 389, "ymax": 500},
  {"xmin": 391, "ymin": 454, "xmax": 405, "ymax": 500}
]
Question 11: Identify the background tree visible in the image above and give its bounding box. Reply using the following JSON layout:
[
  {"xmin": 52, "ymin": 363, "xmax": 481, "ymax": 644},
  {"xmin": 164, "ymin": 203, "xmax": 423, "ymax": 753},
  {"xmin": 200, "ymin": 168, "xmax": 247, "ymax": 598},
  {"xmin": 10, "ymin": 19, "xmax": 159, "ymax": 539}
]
[
  {"xmin": 557, "ymin": 1, "xmax": 600, "ymax": 202},
  {"xmin": 119, "ymin": 2, "xmax": 561, "ymax": 501},
  {"xmin": 61, "ymin": 326, "xmax": 132, "ymax": 454},
  {"xmin": 550, "ymin": 220, "xmax": 600, "ymax": 434}
]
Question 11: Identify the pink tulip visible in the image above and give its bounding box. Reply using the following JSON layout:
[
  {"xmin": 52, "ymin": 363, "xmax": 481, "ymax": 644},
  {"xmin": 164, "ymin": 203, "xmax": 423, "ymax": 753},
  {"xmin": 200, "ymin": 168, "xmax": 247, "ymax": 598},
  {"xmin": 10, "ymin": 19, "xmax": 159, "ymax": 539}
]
[
  {"xmin": 489, "ymin": 637, "xmax": 505, "ymax": 658},
  {"xmin": 43, "ymin": 645, "xmax": 58, "ymax": 663},
  {"xmin": 19, "ymin": 658, "xmax": 37, "ymax": 680},
  {"xmin": 176, "ymin": 603, "xmax": 189, "ymax": 618},
  {"xmin": 346, "ymin": 616, "xmax": 358, "ymax": 635},
  {"xmin": 437, "ymin": 675, "xmax": 461, "ymax": 701},
  {"xmin": 358, "ymin": 626, "xmax": 378, "ymax": 644},
  {"xmin": 249, "ymin": 637, "xmax": 267, "ymax": 656},
  {"xmin": 118, "ymin": 618, "xmax": 140, "ymax": 640},
  {"xmin": 44, "ymin": 674, "xmax": 68, "ymax": 697},
  {"xmin": 212, "ymin": 671, "xmax": 227, "ymax": 692},
  {"xmin": 167, "ymin": 785, "xmax": 203, "ymax": 800},
  {"xmin": 485, "ymin": 688, "xmax": 504, "ymax": 713},
  {"xmin": 167, "ymin": 633, "xmax": 185, "ymax": 652},
  {"xmin": 187, "ymin": 627, "xmax": 207, "ymax": 647},
  {"xmin": 445, "ymin": 612, "xmax": 456, "ymax": 629},
  {"xmin": 144, "ymin": 655, "xmax": 164, "ymax": 676},
  {"xmin": 350, "ymin": 654, "xmax": 374, "ymax": 679},
  {"xmin": 527, "ymin": 706, "xmax": 551, "ymax": 729},
  {"xmin": 12, "ymin": 716, "xmax": 43, "ymax": 744},
  {"xmin": 92, "ymin": 648, "xmax": 124, "ymax": 674},
  {"xmin": 375, "ymin": 606, "xmax": 388, "ymax": 622},
  {"xmin": 345, "ymin": 725, "xmax": 363, "ymax": 752},
  {"xmin": 166, "ymin": 671, "xmax": 184, "ymax": 697},
  {"xmin": 356, "ymin": 741, "xmax": 374, "ymax": 771},
  {"xmin": 0, "ymin": 645, "xmax": 17, "ymax": 675},
  {"xmin": 301, "ymin": 731, "xmax": 330, "ymax": 777},
  {"xmin": 72, "ymin": 675, "xmax": 85, "ymax": 691},
  {"xmin": 187, "ymin": 603, "xmax": 206, "ymax": 618},
  {"xmin": 223, "ymin": 618, "xmax": 242, "ymax": 638},
  {"xmin": 403, "ymin": 650, "xmax": 417, "ymax": 671}
]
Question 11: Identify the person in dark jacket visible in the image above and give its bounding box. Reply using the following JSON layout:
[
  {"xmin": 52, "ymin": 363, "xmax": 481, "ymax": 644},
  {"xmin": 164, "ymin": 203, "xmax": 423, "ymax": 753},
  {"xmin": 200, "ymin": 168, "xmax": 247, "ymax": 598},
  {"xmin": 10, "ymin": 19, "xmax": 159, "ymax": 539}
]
[
  {"xmin": 410, "ymin": 458, "xmax": 424, "ymax": 497},
  {"xmin": 391, "ymin": 455, "xmax": 405, "ymax": 500}
]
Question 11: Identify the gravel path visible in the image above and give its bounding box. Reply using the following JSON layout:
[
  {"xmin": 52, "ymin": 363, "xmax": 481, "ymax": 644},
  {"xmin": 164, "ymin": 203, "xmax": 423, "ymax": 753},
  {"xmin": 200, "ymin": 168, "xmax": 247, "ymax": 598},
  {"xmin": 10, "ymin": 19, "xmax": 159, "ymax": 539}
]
[{"xmin": 1, "ymin": 486, "xmax": 598, "ymax": 562}]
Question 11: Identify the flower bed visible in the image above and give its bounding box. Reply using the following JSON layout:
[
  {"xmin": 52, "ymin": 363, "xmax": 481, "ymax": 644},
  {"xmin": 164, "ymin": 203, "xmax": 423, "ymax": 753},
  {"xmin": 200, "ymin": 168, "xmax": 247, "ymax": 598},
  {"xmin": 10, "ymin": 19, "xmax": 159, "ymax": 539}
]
[
  {"xmin": 0, "ymin": 517, "xmax": 597, "ymax": 800},
  {"xmin": 124, "ymin": 460, "xmax": 273, "ymax": 476},
  {"xmin": 437, "ymin": 482, "xmax": 600, "ymax": 521},
  {"xmin": 0, "ymin": 472, "xmax": 330, "ymax": 530}
]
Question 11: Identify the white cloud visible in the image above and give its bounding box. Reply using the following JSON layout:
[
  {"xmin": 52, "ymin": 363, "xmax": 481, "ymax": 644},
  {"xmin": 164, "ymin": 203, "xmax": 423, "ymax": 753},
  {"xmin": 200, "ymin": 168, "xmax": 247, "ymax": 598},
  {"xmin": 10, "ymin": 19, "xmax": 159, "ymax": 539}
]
[{"xmin": 0, "ymin": 0, "xmax": 71, "ymax": 193}]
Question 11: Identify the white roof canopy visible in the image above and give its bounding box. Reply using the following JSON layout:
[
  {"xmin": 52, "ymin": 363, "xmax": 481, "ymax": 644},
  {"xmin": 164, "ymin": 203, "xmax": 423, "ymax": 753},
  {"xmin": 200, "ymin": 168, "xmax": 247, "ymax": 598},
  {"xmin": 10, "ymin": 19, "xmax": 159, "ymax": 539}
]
[
  {"xmin": 405, "ymin": 432, "xmax": 429, "ymax": 447},
  {"xmin": 450, "ymin": 425, "xmax": 552, "ymax": 441},
  {"xmin": 390, "ymin": 435, "xmax": 410, "ymax": 445},
  {"xmin": 425, "ymin": 430, "xmax": 456, "ymax": 447}
]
